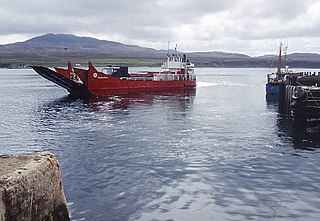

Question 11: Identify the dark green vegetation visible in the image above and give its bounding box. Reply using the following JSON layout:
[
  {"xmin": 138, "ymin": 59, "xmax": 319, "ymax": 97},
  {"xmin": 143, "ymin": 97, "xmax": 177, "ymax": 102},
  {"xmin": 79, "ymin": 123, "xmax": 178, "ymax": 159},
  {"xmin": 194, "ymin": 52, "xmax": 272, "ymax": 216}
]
[{"xmin": 1, "ymin": 33, "xmax": 320, "ymax": 68}]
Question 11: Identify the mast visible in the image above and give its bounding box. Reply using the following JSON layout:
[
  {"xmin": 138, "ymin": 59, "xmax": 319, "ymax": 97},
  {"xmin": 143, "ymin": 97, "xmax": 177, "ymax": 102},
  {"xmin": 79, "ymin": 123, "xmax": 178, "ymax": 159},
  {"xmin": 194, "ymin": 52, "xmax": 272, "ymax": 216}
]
[
  {"xmin": 277, "ymin": 41, "xmax": 282, "ymax": 78},
  {"xmin": 283, "ymin": 41, "xmax": 288, "ymax": 69}
]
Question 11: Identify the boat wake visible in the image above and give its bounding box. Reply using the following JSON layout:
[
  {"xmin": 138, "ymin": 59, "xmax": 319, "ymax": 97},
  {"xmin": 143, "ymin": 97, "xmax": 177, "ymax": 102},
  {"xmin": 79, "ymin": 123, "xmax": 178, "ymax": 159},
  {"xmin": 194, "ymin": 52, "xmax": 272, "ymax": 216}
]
[
  {"xmin": 197, "ymin": 81, "xmax": 247, "ymax": 87},
  {"xmin": 197, "ymin": 82, "xmax": 216, "ymax": 87}
]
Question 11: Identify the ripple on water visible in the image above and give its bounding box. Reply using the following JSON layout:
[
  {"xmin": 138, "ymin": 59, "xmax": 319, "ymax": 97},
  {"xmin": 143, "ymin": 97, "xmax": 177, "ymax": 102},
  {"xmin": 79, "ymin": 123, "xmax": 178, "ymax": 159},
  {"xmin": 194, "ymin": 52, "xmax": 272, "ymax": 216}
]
[{"xmin": 1, "ymin": 68, "xmax": 320, "ymax": 220}]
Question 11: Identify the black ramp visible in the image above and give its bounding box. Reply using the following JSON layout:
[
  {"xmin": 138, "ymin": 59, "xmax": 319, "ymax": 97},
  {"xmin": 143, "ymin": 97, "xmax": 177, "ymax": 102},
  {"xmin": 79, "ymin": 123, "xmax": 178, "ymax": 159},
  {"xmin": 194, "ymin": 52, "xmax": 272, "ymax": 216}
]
[{"xmin": 30, "ymin": 66, "xmax": 86, "ymax": 91}]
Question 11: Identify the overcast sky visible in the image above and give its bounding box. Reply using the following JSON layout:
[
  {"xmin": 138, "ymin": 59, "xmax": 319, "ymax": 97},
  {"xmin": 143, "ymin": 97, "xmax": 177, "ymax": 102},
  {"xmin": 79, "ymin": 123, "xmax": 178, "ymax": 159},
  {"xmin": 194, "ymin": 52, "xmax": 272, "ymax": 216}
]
[{"xmin": 1, "ymin": 0, "xmax": 320, "ymax": 56}]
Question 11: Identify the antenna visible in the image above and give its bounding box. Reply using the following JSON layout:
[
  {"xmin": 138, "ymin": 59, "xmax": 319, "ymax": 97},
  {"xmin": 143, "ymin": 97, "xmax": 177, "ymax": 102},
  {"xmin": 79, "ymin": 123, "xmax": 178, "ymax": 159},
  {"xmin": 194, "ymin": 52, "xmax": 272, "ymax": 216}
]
[{"xmin": 167, "ymin": 34, "xmax": 170, "ymax": 56}]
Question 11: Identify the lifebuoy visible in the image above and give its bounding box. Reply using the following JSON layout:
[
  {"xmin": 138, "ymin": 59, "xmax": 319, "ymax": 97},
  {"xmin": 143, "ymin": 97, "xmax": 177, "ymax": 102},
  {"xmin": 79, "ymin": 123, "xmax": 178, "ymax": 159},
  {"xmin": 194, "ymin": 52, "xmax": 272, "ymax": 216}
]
[{"xmin": 93, "ymin": 73, "xmax": 98, "ymax": 78}]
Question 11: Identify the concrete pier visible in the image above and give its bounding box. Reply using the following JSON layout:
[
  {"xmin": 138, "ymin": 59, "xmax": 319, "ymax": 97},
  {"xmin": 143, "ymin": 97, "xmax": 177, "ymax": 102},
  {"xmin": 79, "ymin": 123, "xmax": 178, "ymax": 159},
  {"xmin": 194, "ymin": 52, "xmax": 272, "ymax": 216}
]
[{"xmin": 0, "ymin": 152, "xmax": 69, "ymax": 221}]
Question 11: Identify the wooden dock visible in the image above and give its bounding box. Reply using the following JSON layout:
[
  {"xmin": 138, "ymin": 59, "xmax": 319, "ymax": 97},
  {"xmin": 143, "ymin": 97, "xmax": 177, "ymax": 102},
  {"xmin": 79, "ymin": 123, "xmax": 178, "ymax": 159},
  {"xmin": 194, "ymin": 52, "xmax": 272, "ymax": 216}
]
[{"xmin": 280, "ymin": 73, "xmax": 320, "ymax": 123}]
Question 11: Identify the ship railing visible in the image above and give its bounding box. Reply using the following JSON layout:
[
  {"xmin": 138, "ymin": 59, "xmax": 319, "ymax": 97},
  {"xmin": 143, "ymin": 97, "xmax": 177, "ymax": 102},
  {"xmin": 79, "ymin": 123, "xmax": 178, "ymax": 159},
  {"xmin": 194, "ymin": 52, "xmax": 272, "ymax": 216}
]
[
  {"xmin": 120, "ymin": 74, "xmax": 196, "ymax": 81},
  {"xmin": 154, "ymin": 74, "xmax": 196, "ymax": 81},
  {"xmin": 154, "ymin": 74, "xmax": 180, "ymax": 81},
  {"xmin": 120, "ymin": 77, "xmax": 154, "ymax": 81}
]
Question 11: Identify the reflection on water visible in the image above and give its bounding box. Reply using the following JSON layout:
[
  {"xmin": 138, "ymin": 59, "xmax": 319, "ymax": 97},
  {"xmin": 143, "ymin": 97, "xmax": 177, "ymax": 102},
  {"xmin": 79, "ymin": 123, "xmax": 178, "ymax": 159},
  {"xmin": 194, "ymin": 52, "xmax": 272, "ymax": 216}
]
[
  {"xmin": 277, "ymin": 116, "xmax": 320, "ymax": 150},
  {"xmin": 83, "ymin": 89, "xmax": 196, "ymax": 112},
  {"xmin": 267, "ymin": 101, "xmax": 320, "ymax": 150},
  {"xmin": 31, "ymin": 89, "xmax": 196, "ymax": 152},
  {"xmin": 2, "ymin": 68, "xmax": 320, "ymax": 221},
  {"xmin": 33, "ymin": 90, "xmax": 199, "ymax": 220}
]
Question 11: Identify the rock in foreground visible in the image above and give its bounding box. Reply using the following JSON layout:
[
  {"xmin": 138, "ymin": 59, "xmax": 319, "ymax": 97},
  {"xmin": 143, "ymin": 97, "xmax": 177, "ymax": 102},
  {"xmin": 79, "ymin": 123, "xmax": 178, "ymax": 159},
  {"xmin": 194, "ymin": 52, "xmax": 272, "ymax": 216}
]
[{"xmin": 0, "ymin": 152, "xmax": 69, "ymax": 221}]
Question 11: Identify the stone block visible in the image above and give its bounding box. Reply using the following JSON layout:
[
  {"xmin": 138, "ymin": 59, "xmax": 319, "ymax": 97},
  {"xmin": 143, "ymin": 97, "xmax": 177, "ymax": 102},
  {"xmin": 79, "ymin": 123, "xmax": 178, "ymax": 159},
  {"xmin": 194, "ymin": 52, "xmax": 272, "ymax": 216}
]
[{"xmin": 0, "ymin": 152, "xmax": 69, "ymax": 221}]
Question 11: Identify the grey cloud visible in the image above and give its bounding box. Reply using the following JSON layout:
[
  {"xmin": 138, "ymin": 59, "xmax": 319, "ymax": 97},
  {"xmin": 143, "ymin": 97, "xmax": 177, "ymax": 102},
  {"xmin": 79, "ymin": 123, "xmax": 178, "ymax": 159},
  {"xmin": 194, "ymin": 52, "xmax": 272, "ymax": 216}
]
[{"xmin": 0, "ymin": 0, "xmax": 320, "ymax": 55}]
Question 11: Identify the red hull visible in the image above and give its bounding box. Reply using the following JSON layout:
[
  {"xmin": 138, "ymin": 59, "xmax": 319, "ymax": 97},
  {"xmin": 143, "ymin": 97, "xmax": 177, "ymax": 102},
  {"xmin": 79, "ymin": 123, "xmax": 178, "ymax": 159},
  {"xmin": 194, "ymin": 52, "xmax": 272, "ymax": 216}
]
[
  {"xmin": 79, "ymin": 63, "xmax": 195, "ymax": 96},
  {"xmin": 31, "ymin": 62, "xmax": 196, "ymax": 97},
  {"xmin": 82, "ymin": 81, "xmax": 196, "ymax": 96}
]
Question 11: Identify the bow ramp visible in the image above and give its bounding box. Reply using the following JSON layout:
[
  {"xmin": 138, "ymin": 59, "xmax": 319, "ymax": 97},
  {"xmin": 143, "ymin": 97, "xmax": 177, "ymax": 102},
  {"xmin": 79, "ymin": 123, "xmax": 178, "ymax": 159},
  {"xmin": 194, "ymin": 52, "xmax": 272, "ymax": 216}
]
[{"xmin": 30, "ymin": 66, "xmax": 86, "ymax": 91}]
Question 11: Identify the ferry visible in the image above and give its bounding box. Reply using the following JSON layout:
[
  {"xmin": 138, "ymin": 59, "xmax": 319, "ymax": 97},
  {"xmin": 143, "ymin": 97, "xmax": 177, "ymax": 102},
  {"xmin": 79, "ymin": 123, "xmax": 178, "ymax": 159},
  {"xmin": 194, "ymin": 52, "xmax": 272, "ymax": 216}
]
[{"xmin": 31, "ymin": 51, "xmax": 196, "ymax": 97}]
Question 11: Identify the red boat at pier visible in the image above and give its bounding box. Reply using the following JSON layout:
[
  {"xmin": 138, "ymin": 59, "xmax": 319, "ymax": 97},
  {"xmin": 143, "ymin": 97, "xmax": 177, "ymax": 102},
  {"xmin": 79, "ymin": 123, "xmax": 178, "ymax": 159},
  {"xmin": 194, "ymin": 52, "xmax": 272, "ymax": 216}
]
[{"xmin": 31, "ymin": 52, "xmax": 196, "ymax": 97}]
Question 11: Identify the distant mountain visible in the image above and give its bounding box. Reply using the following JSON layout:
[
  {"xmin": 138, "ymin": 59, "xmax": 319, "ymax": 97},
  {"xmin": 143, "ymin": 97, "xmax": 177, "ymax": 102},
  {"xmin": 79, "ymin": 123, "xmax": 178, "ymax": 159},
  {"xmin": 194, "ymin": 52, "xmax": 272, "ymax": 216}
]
[
  {"xmin": 255, "ymin": 52, "xmax": 320, "ymax": 68},
  {"xmin": 288, "ymin": 53, "xmax": 320, "ymax": 61},
  {"xmin": 1, "ymin": 33, "xmax": 320, "ymax": 68},
  {"xmin": 0, "ymin": 33, "xmax": 159, "ymax": 56},
  {"xmin": 188, "ymin": 51, "xmax": 250, "ymax": 59},
  {"xmin": 256, "ymin": 54, "xmax": 277, "ymax": 60},
  {"xmin": 258, "ymin": 53, "xmax": 320, "ymax": 61}
]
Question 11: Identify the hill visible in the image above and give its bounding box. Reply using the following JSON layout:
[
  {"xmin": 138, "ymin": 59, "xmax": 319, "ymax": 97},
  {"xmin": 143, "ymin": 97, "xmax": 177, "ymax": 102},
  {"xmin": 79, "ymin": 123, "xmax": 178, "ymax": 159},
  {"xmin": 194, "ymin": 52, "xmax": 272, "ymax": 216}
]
[
  {"xmin": 1, "ymin": 33, "xmax": 320, "ymax": 68},
  {"xmin": 0, "ymin": 33, "xmax": 159, "ymax": 56}
]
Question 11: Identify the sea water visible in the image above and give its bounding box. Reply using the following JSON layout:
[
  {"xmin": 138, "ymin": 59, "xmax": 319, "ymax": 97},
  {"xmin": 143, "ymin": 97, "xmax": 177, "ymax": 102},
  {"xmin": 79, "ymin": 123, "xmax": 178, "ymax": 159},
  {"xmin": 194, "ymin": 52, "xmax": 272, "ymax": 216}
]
[{"xmin": 1, "ymin": 68, "xmax": 320, "ymax": 220}]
